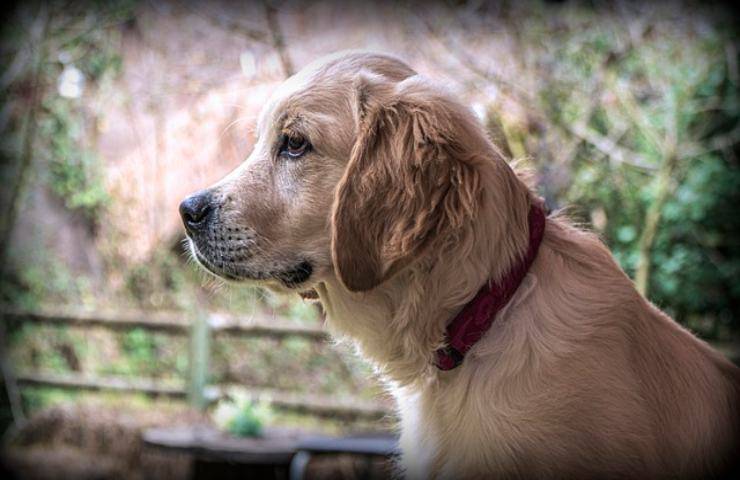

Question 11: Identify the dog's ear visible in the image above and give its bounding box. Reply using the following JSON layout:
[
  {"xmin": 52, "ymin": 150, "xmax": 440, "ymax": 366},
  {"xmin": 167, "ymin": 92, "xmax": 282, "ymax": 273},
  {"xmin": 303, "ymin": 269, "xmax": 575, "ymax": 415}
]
[{"xmin": 331, "ymin": 72, "xmax": 482, "ymax": 292}]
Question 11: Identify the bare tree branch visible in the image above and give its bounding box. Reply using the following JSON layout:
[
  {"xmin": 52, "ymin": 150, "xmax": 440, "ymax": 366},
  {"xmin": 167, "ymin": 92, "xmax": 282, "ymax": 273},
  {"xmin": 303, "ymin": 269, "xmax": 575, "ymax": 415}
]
[
  {"xmin": 634, "ymin": 150, "xmax": 678, "ymax": 295},
  {"xmin": 568, "ymin": 123, "xmax": 655, "ymax": 171},
  {"xmin": 0, "ymin": 7, "xmax": 49, "ymax": 268},
  {"xmin": 416, "ymin": 11, "xmax": 657, "ymax": 175},
  {"xmin": 186, "ymin": 3, "xmax": 269, "ymax": 44},
  {"xmin": 263, "ymin": 1, "xmax": 294, "ymax": 78},
  {"xmin": 680, "ymin": 125, "xmax": 740, "ymax": 159}
]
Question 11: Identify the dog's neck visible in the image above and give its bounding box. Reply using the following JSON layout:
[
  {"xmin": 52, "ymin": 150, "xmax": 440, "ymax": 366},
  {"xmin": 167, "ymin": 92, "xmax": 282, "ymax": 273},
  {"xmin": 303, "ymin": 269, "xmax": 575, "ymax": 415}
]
[
  {"xmin": 435, "ymin": 202, "xmax": 546, "ymax": 370},
  {"xmin": 318, "ymin": 159, "xmax": 533, "ymax": 386}
]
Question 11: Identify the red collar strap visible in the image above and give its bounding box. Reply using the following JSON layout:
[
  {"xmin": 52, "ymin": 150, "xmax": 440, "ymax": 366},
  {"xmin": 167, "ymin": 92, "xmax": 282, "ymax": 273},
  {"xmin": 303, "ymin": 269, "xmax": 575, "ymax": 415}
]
[{"xmin": 435, "ymin": 203, "xmax": 547, "ymax": 370}]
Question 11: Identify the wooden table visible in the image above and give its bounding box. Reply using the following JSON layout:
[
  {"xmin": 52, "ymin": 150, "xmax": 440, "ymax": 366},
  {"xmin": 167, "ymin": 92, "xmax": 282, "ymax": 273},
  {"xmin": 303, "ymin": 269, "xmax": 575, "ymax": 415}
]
[
  {"xmin": 290, "ymin": 433, "xmax": 399, "ymax": 480},
  {"xmin": 143, "ymin": 425, "xmax": 399, "ymax": 480},
  {"xmin": 143, "ymin": 425, "xmax": 302, "ymax": 480}
]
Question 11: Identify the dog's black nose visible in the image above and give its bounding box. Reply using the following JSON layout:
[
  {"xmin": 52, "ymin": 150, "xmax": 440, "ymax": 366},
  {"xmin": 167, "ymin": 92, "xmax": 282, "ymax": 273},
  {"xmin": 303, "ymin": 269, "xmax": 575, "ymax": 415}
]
[{"xmin": 179, "ymin": 191, "xmax": 213, "ymax": 234}]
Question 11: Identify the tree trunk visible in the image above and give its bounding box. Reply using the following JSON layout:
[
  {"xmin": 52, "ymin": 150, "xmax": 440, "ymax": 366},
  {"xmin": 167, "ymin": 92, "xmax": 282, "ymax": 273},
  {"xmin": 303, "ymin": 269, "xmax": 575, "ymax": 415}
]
[
  {"xmin": 0, "ymin": 8, "xmax": 48, "ymax": 269},
  {"xmin": 634, "ymin": 152, "xmax": 678, "ymax": 296},
  {"xmin": 263, "ymin": 1, "xmax": 294, "ymax": 78}
]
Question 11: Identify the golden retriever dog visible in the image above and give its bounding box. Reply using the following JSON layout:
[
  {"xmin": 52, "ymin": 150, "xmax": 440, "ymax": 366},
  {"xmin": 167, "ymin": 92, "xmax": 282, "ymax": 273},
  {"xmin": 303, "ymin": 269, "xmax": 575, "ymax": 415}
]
[{"xmin": 180, "ymin": 51, "xmax": 740, "ymax": 479}]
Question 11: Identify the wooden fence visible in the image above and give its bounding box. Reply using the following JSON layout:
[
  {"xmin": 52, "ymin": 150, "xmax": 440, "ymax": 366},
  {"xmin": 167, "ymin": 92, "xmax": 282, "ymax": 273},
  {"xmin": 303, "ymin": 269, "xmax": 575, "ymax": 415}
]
[
  {"xmin": 5, "ymin": 307, "xmax": 736, "ymax": 422},
  {"xmin": 0, "ymin": 307, "xmax": 390, "ymax": 421}
]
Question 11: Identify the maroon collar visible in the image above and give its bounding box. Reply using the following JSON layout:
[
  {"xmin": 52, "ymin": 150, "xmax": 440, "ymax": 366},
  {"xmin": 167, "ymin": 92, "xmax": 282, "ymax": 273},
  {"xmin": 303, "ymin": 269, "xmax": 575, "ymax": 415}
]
[{"xmin": 435, "ymin": 203, "xmax": 547, "ymax": 370}]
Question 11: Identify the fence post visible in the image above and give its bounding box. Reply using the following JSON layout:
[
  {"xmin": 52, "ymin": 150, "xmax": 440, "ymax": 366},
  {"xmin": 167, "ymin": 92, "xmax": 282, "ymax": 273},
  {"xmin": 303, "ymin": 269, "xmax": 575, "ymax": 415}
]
[
  {"xmin": 0, "ymin": 316, "xmax": 26, "ymax": 427},
  {"xmin": 188, "ymin": 307, "xmax": 210, "ymax": 410}
]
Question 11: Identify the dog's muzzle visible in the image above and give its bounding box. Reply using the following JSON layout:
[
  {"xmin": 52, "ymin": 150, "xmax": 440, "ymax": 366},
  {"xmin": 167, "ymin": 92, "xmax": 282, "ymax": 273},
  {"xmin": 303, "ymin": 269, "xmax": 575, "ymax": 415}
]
[{"xmin": 178, "ymin": 190, "xmax": 313, "ymax": 288}]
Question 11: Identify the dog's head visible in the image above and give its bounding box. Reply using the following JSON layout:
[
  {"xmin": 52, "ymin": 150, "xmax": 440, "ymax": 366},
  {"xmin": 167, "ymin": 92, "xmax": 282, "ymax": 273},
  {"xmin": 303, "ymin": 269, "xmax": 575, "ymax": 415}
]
[{"xmin": 180, "ymin": 51, "xmax": 490, "ymax": 295}]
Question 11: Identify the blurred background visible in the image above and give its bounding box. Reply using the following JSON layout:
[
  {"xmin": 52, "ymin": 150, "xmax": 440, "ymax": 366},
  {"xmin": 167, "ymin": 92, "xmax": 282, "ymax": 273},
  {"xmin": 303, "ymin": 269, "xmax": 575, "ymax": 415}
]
[{"xmin": 0, "ymin": 0, "xmax": 738, "ymax": 478}]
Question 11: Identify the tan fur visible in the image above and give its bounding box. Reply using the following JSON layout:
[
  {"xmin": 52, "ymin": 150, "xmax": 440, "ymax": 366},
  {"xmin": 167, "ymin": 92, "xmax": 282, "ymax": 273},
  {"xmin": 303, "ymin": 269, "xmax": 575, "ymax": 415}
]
[{"xmin": 187, "ymin": 51, "xmax": 740, "ymax": 479}]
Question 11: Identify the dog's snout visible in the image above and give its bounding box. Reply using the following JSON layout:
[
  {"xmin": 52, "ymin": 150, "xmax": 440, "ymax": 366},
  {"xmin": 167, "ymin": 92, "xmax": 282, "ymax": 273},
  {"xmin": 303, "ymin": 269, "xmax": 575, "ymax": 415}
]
[{"xmin": 179, "ymin": 191, "xmax": 213, "ymax": 234}]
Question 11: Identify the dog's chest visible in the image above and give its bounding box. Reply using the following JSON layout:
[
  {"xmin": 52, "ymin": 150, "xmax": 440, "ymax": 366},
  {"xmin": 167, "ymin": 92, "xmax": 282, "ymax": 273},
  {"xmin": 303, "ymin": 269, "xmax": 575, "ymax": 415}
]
[
  {"xmin": 392, "ymin": 381, "xmax": 515, "ymax": 480},
  {"xmin": 390, "ymin": 364, "xmax": 545, "ymax": 479},
  {"xmin": 393, "ymin": 388, "xmax": 438, "ymax": 479}
]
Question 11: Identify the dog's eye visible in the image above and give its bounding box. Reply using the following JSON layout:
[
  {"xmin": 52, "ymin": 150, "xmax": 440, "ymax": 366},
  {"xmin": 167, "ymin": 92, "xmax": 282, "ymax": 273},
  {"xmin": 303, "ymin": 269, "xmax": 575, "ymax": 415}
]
[{"xmin": 279, "ymin": 135, "xmax": 311, "ymax": 159}]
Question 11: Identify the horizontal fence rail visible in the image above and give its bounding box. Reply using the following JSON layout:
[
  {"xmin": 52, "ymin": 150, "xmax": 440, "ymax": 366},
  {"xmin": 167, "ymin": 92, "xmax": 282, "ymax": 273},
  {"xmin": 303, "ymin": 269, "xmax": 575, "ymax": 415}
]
[
  {"xmin": 15, "ymin": 371, "xmax": 186, "ymax": 397},
  {"xmin": 0, "ymin": 307, "xmax": 329, "ymax": 339},
  {"xmin": 14, "ymin": 372, "xmax": 391, "ymax": 420}
]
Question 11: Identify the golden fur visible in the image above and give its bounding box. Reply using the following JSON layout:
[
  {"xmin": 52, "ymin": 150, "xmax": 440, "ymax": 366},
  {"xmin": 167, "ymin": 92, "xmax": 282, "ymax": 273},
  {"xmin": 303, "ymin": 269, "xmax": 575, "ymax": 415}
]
[{"xmin": 186, "ymin": 51, "xmax": 740, "ymax": 479}]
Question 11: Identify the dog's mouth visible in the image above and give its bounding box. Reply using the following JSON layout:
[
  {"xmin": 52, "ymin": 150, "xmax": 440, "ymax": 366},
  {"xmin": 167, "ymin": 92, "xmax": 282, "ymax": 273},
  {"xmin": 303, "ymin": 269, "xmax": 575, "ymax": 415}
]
[
  {"xmin": 188, "ymin": 239, "xmax": 313, "ymax": 289},
  {"xmin": 298, "ymin": 289, "xmax": 319, "ymax": 301},
  {"xmin": 273, "ymin": 260, "xmax": 314, "ymax": 288}
]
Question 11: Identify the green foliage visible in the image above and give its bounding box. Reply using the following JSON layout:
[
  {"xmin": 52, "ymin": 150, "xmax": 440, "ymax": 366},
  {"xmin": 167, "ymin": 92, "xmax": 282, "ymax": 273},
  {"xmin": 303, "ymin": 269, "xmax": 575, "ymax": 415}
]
[
  {"xmin": 124, "ymin": 249, "xmax": 190, "ymax": 309},
  {"xmin": 40, "ymin": 98, "xmax": 110, "ymax": 219},
  {"xmin": 212, "ymin": 393, "xmax": 274, "ymax": 438},
  {"xmin": 6, "ymin": 2, "xmax": 132, "ymax": 224},
  {"xmin": 35, "ymin": 13, "xmax": 126, "ymax": 220},
  {"xmin": 520, "ymin": 6, "xmax": 739, "ymax": 337},
  {"xmin": 7, "ymin": 324, "xmax": 84, "ymax": 374},
  {"xmin": 98, "ymin": 328, "xmax": 188, "ymax": 379},
  {"xmin": 20, "ymin": 387, "xmax": 77, "ymax": 413},
  {"xmin": 0, "ymin": 251, "xmax": 93, "ymax": 310},
  {"xmin": 121, "ymin": 328, "xmax": 158, "ymax": 373},
  {"xmin": 5, "ymin": 319, "xmax": 188, "ymax": 386},
  {"xmin": 651, "ymin": 155, "xmax": 740, "ymax": 331},
  {"xmin": 228, "ymin": 400, "xmax": 267, "ymax": 437}
]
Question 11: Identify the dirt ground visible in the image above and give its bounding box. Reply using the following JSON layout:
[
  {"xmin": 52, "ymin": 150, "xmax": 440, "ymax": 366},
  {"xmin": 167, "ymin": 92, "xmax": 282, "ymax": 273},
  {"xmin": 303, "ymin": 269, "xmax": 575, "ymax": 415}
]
[
  {"xmin": 1, "ymin": 403, "xmax": 396, "ymax": 480},
  {"xmin": 1, "ymin": 403, "xmax": 201, "ymax": 480}
]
